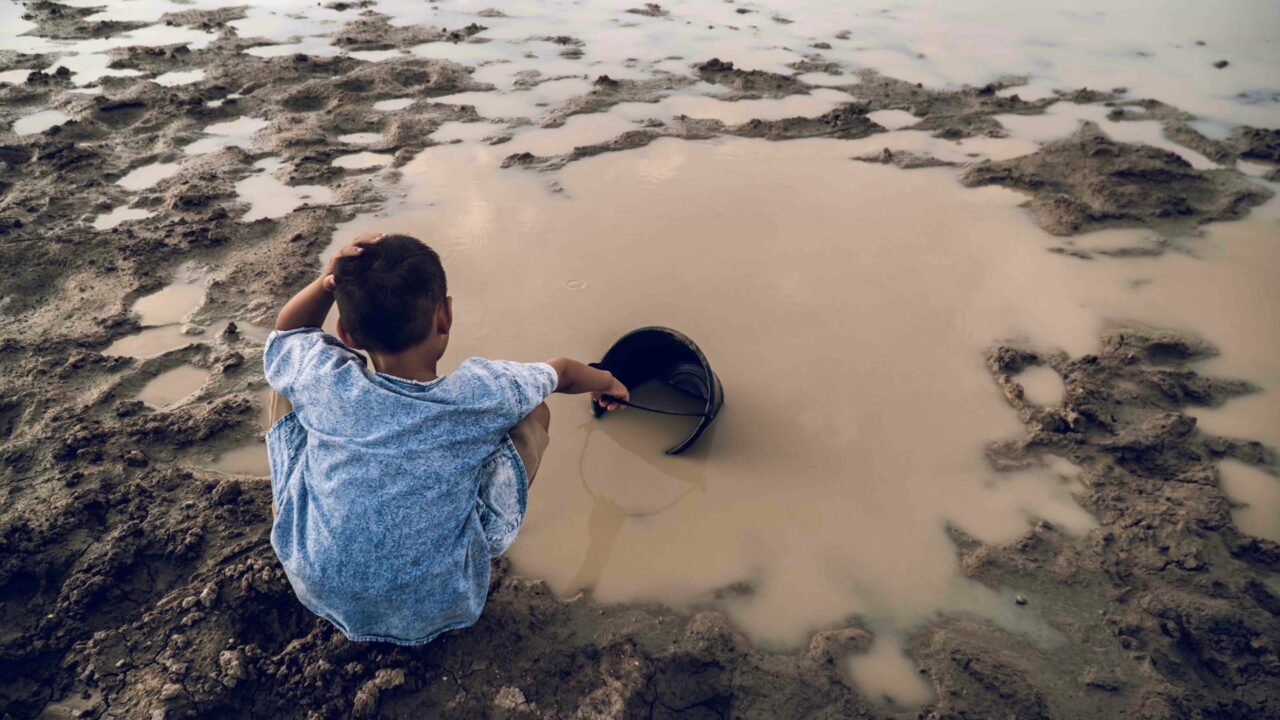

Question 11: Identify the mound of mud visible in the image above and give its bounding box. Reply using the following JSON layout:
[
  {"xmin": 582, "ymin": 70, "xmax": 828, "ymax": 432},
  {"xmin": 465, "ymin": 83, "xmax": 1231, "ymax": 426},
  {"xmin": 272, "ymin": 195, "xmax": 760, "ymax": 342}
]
[
  {"xmin": 959, "ymin": 122, "xmax": 1273, "ymax": 236},
  {"xmin": 956, "ymin": 326, "xmax": 1280, "ymax": 719},
  {"xmin": 694, "ymin": 58, "xmax": 809, "ymax": 98}
]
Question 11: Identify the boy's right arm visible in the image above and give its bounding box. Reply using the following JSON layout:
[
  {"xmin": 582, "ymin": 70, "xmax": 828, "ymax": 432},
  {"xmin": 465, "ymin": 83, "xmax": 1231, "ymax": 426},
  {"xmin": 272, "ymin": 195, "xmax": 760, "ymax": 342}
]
[{"xmin": 545, "ymin": 358, "xmax": 629, "ymax": 411}]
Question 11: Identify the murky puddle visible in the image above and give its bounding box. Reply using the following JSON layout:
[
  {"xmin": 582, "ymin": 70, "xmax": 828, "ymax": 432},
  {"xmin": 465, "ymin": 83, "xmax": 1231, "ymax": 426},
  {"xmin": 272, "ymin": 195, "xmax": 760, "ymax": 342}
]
[
  {"xmin": 92, "ymin": 206, "xmax": 154, "ymax": 231},
  {"xmin": 235, "ymin": 158, "xmax": 334, "ymax": 221},
  {"xmin": 320, "ymin": 112, "xmax": 1279, "ymax": 698},
  {"xmin": 136, "ymin": 364, "xmax": 209, "ymax": 409},
  {"xmin": 12, "ymin": 109, "xmax": 69, "ymax": 135},
  {"xmin": 184, "ymin": 117, "xmax": 270, "ymax": 155}
]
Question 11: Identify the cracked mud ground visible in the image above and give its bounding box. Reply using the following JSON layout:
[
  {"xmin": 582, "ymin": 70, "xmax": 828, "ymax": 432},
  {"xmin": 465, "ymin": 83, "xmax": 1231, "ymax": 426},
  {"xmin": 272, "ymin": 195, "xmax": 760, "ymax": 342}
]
[{"xmin": 2, "ymin": 2, "xmax": 1280, "ymax": 718}]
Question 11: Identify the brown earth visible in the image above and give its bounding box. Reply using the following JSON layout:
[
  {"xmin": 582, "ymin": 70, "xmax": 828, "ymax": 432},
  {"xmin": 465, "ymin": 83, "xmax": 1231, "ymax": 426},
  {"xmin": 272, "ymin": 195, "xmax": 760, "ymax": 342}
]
[{"xmin": 2, "ymin": 3, "xmax": 1279, "ymax": 719}]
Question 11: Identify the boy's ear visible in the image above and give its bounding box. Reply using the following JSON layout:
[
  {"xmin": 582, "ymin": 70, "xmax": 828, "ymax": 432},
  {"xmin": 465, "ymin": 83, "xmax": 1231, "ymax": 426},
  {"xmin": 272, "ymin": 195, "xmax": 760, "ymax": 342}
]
[
  {"xmin": 336, "ymin": 317, "xmax": 364, "ymax": 350},
  {"xmin": 436, "ymin": 296, "xmax": 453, "ymax": 336}
]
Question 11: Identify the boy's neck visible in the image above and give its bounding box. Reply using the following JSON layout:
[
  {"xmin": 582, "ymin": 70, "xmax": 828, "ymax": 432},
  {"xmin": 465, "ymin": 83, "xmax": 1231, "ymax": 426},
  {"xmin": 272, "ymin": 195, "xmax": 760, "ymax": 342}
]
[{"xmin": 367, "ymin": 343, "xmax": 443, "ymax": 383}]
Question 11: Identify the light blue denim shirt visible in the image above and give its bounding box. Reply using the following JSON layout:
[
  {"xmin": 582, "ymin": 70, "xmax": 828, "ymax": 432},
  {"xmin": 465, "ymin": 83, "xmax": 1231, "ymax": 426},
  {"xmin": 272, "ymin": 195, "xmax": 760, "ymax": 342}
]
[{"xmin": 263, "ymin": 327, "xmax": 556, "ymax": 645}]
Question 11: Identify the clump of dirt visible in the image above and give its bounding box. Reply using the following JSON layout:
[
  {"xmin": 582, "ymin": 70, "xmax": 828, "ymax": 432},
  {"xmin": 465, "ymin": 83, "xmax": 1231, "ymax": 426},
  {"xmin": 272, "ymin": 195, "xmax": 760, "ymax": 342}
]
[
  {"xmin": 502, "ymin": 128, "xmax": 697, "ymax": 171},
  {"xmin": 788, "ymin": 55, "xmax": 842, "ymax": 75},
  {"xmin": 853, "ymin": 147, "xmax": 958, "ymax": 169},
  {"xmin": 626, "ymin": 3, "xmax": 669, "ymax": 18},
  {"xmin": 539, "ymin": 73, "xmax": 696, "ymax": 128},
  {"xmin": 504, "ymin": 105, "xmax": 884, "ymax": 171},
  {"xmin": 679, "ymin": 102, "xmax": 885, "ymax": 141},
  {"xmin": 332, "ymin": 16, "xmax": 464, "ymax": 51},
  {"xmin": 18, "ymin": 0, "xmax": 148, "ymax": 40},
  {"xmin": 838, "ymin": 70, "xmax": 1058, "ymax": 139},
  {"xmin": 959, "ymin": 122, "xmax": 1272, "ymax": 236},
  {"xmin": 694, "ymin": 57, "xmax": 810, "ymax": 98},
  {"xmin": 1231, "ymin": 126, "xmax": 1280, "ymax": 163}
]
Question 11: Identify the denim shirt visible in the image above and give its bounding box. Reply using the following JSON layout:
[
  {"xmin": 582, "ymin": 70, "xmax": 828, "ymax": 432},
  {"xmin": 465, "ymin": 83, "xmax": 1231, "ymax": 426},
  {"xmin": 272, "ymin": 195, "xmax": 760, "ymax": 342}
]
[{"xmin": 263, "ymin": 327, "xmax": 557, "ymax": 645}]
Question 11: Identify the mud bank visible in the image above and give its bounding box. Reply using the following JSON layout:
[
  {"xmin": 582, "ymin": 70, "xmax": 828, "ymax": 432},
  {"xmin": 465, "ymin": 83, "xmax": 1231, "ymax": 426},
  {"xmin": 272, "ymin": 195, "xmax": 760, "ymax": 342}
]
[{"xmin": 2, "ymin": 1, "xmax": 1279, "ymax": 718}]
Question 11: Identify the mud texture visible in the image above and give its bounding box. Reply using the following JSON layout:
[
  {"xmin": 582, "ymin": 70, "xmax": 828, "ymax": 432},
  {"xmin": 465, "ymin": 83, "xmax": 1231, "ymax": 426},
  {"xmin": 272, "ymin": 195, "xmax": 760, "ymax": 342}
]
[
  {"xmin": 853, "ymin": 147, "xmax": 959, "ymax": 170},
  {"xmin": 945, "ymin": 326, "xmax": 1280, "ymax": 720},
  {"xmin": 4, "ymin": 2, "xmax": 1280, "ymax": 719},
  {"xmin": 959, "ymin": 122, "xmax": 1273, "ymax": 236},
  {"xmin": 540, "ymin": 74, "xmax": 697, "ymax": 129},
  {"xmin": 838, "ymin": 71, "xmax": 1061, "ymax": 140},
  {"xmin": 693, "ymin": 58, "xmax": 810, "ymax": 99}
]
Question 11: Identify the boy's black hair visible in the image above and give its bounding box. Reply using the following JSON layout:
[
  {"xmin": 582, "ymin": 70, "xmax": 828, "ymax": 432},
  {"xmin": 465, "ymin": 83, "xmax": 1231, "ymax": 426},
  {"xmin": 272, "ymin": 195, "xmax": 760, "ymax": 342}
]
[{"xmin": 332, "ymin": 235, "xmax": 447, "ymax": 353}]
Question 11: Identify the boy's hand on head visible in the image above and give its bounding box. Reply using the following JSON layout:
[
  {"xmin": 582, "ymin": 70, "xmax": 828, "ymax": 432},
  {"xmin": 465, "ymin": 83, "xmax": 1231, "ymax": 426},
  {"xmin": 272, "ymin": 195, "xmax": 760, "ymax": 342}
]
[
  {"xmin": 322, "ymin": 232, "xmax": 388, "ymax": 292},
  {"xmin": 592, "ymin": 374, "xmax": 630, "ymax": 412}
]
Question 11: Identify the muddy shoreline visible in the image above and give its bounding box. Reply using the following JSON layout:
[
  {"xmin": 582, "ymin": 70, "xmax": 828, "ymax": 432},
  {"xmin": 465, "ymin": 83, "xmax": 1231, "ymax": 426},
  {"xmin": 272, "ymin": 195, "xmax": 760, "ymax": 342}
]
[{"xmin": 3, "ymin": 2, "xmax": 1279, "ymax": 718}]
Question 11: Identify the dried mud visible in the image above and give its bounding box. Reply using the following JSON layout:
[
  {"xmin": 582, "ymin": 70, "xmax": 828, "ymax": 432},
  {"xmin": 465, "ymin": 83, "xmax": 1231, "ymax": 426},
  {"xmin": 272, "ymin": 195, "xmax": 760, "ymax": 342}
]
[{"xmin": 3, "ymin": 3, "xmax": 1279, "ymax": 719}]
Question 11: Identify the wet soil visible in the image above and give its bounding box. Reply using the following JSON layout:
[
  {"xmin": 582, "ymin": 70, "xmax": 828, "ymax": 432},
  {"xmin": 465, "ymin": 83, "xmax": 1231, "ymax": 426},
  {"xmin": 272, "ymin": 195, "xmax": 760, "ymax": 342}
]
[{"xmin": 2, "ymin": 2, "xmax": 1279, "ymax": 718}]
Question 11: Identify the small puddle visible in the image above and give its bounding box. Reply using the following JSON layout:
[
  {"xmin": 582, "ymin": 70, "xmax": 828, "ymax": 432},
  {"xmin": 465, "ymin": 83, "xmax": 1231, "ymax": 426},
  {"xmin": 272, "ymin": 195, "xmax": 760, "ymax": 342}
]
[
  {"xmin": 153, "ymin": 69, "xmax": 205, "ymax": 87},
  {"xmin": 136, "ymin": 364, "xmax": 209, "ymax": 409},
  {"xmin": 338, "ymin": 132, "xmax": 383, "ymax": 144},
  {"xmin": 1218, "ymin": 459, "xmax": 1280, "ymax": 542},
  {"xmin": 235, "ymin": 158, "xmax": 335, "ymax": 221},
  {"xmin": 93, "ymin": 206, "xmax": 155, "ymax": 231},
  {"xmin": 332, "ymin": 151, "xmax": 394, "ymax": 169},
  {"xmin": 203, "ymin": 442, "xmax": 270, "ymax": 477},
  {"xmin": 373, "ymin": 97, "xmax": 414, "ymax": 111},
  {"xmin": 184, "ymin": 117, "xmax": 269, "ymax": 155},
  {"xmin": 118, "ymin": 162, "xmax": 182, "ymax": 191},
  {"xmin": 430, "ymin": 121, "xmax": 503, "ymax": 143},
  {"xmin": 0, "ymin": 68, "xmax": 32, "ymax": 85},
  {"xmin": 105, "ymin": 325, "xmax": 196, "ymax": 359},
  {"xmin": 847, "ymin": 636, "xmax": 936, "ymax": 710},
  {"xmin": 130, "ymin": 269, "xmax": 206, "ymax": 326},
  {"xmin": 349, "ymin": 49, "xmax": 404, "ymax": 62},
  {"xmin": 13, "ymin": 109, "xmax": 69, "ymax": 135},
  {"xmin": 1015, "ymin": 365, "xmax": 1065, "ymax": 406}
]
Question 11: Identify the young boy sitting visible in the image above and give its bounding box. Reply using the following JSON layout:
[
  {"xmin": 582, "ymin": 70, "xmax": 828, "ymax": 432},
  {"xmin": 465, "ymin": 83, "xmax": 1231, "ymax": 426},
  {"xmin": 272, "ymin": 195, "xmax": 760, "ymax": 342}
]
[{"xmin": 263, "ymin": 232, "xmax": 628, "ymax": 645}]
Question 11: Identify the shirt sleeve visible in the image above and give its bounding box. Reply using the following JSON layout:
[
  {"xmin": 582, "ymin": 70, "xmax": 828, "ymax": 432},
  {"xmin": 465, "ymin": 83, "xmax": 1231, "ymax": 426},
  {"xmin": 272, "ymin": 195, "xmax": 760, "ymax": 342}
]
[
  {"xmin": 459, "ymin": 358, "xmax": 558, "ymax": 425},
  {"xmin": 263, "ymin": 327, "xmax": 365, "ymax": 402}
]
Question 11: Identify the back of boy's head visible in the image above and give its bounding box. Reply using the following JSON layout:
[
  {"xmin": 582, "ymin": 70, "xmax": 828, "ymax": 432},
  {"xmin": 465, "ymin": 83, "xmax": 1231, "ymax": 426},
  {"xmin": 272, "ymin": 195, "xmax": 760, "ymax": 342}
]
[{"xmin": 332, "ymin": 235, "xmax": 447, "ymax": 353}]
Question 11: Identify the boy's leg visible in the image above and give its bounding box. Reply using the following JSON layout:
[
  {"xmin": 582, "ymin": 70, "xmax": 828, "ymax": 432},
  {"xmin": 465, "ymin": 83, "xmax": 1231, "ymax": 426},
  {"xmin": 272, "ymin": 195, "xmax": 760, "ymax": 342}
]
[
  {"xmin": 265, "ymin": 391, "xmax": 293, "ymax": 519},
  {"xmin": 267, "ymin": 390, "xmax": 293, "ymax": 429},
  {"xmin": 509, "ymin": 403, "xmax": 550, "ymax": 486}
]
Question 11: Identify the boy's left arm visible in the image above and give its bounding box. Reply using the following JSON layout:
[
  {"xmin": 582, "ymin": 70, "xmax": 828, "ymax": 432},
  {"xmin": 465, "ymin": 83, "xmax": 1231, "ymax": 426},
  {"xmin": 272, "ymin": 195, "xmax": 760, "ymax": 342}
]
[{"xmin": 274, "ymin": 232, "xmax": 385, "ymax": 331}]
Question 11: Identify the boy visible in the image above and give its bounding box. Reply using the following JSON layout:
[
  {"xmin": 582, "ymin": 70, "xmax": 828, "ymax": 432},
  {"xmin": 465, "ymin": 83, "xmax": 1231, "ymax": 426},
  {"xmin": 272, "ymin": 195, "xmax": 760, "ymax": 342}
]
[{"xmin": 263, "ymin": 232, "xmax": 628, "ymax": 645}]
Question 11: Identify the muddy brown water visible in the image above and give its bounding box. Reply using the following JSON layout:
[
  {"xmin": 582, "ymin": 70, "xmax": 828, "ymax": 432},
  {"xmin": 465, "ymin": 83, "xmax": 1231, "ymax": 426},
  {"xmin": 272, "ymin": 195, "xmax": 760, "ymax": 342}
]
[{"xmin": 317, "ymin": 128, "xmax": 1280, "ymax": 699}]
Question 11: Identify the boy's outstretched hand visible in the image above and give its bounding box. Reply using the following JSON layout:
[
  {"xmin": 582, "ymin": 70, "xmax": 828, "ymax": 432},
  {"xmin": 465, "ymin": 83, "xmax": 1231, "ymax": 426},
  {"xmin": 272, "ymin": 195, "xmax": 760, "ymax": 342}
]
[
  {"xmin": 592, "ymin": 375, "xmax": 630, "ymax": 412},
  {"xmin": 546, "ymin": 357, "xmax": 629, "ymax": 411}
]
